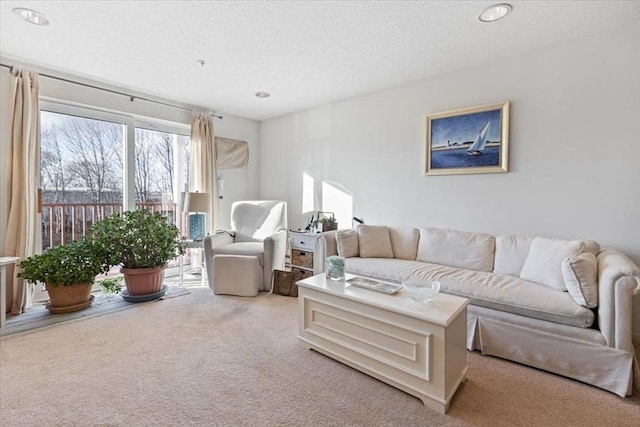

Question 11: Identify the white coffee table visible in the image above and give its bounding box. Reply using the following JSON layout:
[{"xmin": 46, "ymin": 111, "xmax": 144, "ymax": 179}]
[{"xmin": 297, "ymin": 273, "xmax": 469, "ymax": 414}]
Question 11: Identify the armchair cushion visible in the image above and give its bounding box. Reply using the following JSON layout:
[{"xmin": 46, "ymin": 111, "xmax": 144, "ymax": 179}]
[
  {"xmin": 213, "ymin": 242, "xmax": 265, "ymax": 266},
  {"xmin": 231, "ymin": 200, "xmax": 287, "ymax": 242}
]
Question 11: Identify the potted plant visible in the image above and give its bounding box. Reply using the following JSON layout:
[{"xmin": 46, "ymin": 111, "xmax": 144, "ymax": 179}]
[
  {"xmin": 312, "ymin": 212, "xmax": 338, "ymax": 233},
  {"xmin": 17, "ymin": 239, "xmax": 111, "ymax": 313},
  {"xmin": 98, "ymin": 276, "xmax": 123, "ymax": 299},
  {"xmin": 322, "ymin": 216, "xmax": 338, "ymax": 232},
  {"xmin": 91, "ymin": 209, "xmax": 185, "ymax": 297}
]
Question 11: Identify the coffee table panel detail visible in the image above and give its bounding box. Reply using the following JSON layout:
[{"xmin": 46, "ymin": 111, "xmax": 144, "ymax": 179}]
[
  {"xmin": 304, "ymin": 296, "xmax": 433, "ymax": 380},
  {"xmin": 297, "ymin": 274, "xmax": 468, "ymax": 414}
]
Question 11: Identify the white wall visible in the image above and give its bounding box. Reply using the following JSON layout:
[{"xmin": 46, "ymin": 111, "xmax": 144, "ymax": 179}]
[
  {"xmin": 0, "ymin": 63, "xmax": 259, "ymax": 250},
  {"xmin": 258, "ymin": 24, "xmax": 640, "ymax": 335}
]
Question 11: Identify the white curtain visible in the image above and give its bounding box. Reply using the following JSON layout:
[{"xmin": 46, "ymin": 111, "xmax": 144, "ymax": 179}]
[
  {"xmin": 189, "ymin": 112, "xmax": 219, "ymax": 232},
  {"xmin": 2, "ymin": 68, "xmax": 41, "ymax": 314}
]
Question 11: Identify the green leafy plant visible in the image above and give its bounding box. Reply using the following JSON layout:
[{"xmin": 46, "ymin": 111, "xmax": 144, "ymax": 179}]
[
  {"xmin": 91, "ymin": 209, "xmax": 185, "ymax": 269},
  {"xmin": 99, "ymin": 276, "xmax": 123, "ymax": 294},
  {"xmin": 322, "ymin": 216, "xmax": 337, "ymax": 225},
  {"xmin": 17, "ymin": 239, "xmax": 111, "ymax": 286},
  {"xmin": 319, "ymin": 215, "xmax": 337, "ymax": 231}
]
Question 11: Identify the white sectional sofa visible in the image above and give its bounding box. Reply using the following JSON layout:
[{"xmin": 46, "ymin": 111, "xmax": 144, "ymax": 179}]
[{"xmin": 315, "ymin": 224, "xmax": 640, "ymax": 397}]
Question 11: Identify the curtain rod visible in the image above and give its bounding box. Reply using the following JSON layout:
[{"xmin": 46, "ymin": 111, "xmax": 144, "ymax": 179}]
[{"xmin": 0, "ymin": 63, "xmax": 223, "ymax": 120}]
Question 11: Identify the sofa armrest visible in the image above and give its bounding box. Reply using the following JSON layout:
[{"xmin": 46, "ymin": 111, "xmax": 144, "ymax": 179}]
[
  {"xmin": 315, "ymin": 230, "xmax": 339, "ymax": 274},
  {"xmin": 597, "ymin": 248, "xmax": 640, "ymax": 351},
  {"xmin": 263, "ymin": 229, "xmax": 288, "ymax": 292}
]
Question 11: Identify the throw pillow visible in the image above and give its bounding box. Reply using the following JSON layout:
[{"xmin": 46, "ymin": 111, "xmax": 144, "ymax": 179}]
[
  {"xmin": 562, "ymin": 252, "xmax": 598, "ymax": 308},
  {"xmin": 336, "ymin": 229, "xmax": 359, "ymax": 258},
  {"xmin": 520, "ymin": 237, "xmax": 584, "ymax": 291},
  {"xmin": 582, "ymin": 240, "xmax": 601, "ymax": 257},
  {"xmin": 357, "ymin": 224, "xmax": 394, "ymax": 258}
]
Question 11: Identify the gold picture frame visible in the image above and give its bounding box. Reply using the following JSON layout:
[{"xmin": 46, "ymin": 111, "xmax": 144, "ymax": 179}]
[{"xmin": 425, "ymin": 101, "xmax": 509, "ymax": 175}]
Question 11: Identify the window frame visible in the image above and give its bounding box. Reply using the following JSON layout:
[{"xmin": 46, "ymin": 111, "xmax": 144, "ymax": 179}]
[
  {"xmin": 40, "ymin": 100, "xmax": 136, "ymax": 210},
  {"xmin": 40, "ymin": 100, "xmax": 192, "ymax": 212}
]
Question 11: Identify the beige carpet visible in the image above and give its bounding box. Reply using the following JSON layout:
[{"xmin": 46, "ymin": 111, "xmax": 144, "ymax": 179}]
[{"xmin": 1, "ymin": 287, "xmax": 638, "ymax": 427}]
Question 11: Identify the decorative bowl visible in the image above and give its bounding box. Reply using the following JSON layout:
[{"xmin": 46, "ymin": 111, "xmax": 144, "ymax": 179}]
[{"xmin": 402, "ymin": 278, "xmax": 440, "ymax": 304}]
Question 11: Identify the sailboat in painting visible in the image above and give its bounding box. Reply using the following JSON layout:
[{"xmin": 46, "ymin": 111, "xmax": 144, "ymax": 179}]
[{"xmin": 467, "ymin": 121, "xmax": 490, "ymax": 156}]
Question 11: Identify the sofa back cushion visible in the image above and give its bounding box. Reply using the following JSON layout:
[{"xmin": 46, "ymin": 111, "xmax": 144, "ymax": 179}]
[
  {"xmin": 416, "ymin": 227, "xmax": 495, "ymax": 272},
  {"xmin": 493, "ymin": 234, "xmax": 534, "ymax": 276},
  {"xmin": 336, "ymin": 229, "xmax": 359, "ymax": 258},
  {"xmin": 520, "ymin": 237, "xmax": 584, "ymax": 291},
  {"xmin": 357, "ymin": 224, "xmax": 394, "ymax": 258},
  {"xmin": 389, "ymin": 226, "xmax": 419, "ymax": 260}
]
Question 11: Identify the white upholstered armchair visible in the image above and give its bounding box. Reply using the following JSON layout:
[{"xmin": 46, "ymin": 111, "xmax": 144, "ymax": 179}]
[{"xmin": 203, "ymin": 200, "xmax": 287, "ymax": 296}]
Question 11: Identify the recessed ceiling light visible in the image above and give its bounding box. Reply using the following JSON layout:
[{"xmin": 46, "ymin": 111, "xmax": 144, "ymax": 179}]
[
  {"xmin": 255, "ymin": 91, "xmax": 270, "ymax": 98},
  {"xmin": 479, "ymin": 4, "xmax": 512, "ymax": 23},
  {"xmin": 13, "ymin": 8, "xmax": 50, "ymax": 26}
]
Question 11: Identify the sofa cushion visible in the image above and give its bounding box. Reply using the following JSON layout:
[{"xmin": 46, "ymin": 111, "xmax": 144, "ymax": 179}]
[
  {"xmin": 562, "ymin": 252, "xmax": 598, "ymax": 308},
  {"xmin": 416, "ymin": 227, "xmax": 495, "ymax": 272},
  {"xmin": 345, "ymin": 258, "xmax": 421, "ymax": 283},
  {"xmin": 336, "ymin": 229, "xmax": 359, "ymax": 258},
  {"xmin": 357, "ymin": 224, "xmax": 393, "ymax": 258},
  {"xmin": 493, "ymin": 234, "xmax": 534, "ymax": 276},
  {"xmin": 344, "ymin": 257, "xmax": 594, "ymax": 328},
  {"xmin": 389, "ymin": 226, "xmax": 419, "ymax": 260},
  {"xmin": 520, "ymin": 237, "xmax": 584, "ymax": 291}
]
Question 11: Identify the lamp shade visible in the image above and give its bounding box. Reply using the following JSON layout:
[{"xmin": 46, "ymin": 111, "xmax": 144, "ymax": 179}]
[{"xmin": 183, "ymin": 192, "xmax": 211, "ymax": 213}]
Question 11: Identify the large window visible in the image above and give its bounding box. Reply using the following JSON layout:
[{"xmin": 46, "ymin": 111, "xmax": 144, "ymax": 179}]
[
  {"xmin": 38, "ymin": 103, "xmax": 191, "ymax": 269},
  {"xmin": 134, "ymin": 127, "xmax": 190, "ymax": 226},
  {"xmin": 34, "ymin": 103, "xmax": 194, "ymax": 303},
  {"xmin": 40, "ymin": 110, "xmax": 125, "ymax": 248}
]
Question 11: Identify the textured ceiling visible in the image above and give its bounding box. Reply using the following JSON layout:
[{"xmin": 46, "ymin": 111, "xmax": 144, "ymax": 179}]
[{"xmin": 1, "ymin": 1, "xmax": 639, "ymax": 121}]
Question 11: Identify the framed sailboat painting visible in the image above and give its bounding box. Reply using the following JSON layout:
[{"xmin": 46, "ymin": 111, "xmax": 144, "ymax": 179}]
[{"xmin": 425, "ymin": 101, "xmax": 509, "ymax": 175}]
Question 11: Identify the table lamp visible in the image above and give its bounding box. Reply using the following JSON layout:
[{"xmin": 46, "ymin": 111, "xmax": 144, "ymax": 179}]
[{"xmin": 183, "ymin": 191, "xmax": 211, "ymax": 240}]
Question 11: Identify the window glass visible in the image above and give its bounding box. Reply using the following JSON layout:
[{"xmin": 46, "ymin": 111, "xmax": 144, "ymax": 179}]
[{"xmin": 40, "ymin": 110, "xmax": 124, "ymax": 248}]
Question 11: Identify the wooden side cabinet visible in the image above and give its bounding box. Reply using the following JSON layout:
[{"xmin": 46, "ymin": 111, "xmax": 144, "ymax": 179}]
[{"xmin": 290, "ymin": 232, "xmax": 316, "ymax": 283}]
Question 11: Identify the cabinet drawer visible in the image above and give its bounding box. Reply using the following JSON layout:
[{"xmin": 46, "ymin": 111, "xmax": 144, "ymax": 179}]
[
  {"xmin": 292, "ymin": 249, "xmax": 313, "ymax": 269},
  {"xmin": 292, "ymin": 267, "xmax": 313, "ymax": 283},
  {"xmin": 291, "ymin": 233, "xmax": 316, "ymax": 251}
]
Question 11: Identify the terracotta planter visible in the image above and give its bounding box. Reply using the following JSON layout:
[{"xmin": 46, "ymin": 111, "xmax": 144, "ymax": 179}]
[
  {"xmin": 45, "ymin": 283, "xmax": 94, "ymax": 314},
  {"xmin": 121, "ymin": 266, "xmax": 166, "ymax": 296}
]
